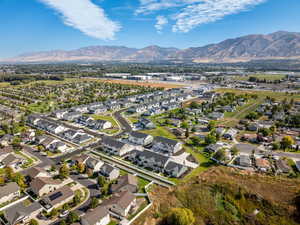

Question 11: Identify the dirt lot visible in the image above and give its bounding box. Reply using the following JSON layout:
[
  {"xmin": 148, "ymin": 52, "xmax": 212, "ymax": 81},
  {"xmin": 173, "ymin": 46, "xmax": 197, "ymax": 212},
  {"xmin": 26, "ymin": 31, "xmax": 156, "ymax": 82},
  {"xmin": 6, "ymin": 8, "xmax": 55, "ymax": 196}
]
[{"xmin": 101, "ymin": 79, "xmax": 185, "ymax": 89}]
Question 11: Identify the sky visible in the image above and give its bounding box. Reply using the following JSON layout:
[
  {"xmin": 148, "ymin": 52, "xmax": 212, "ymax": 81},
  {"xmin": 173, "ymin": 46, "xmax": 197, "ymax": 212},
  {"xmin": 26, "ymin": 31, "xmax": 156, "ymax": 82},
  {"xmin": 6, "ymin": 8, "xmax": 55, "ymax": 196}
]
[{"xmin": 0, "ymin": 0, "xmax": 299, "ymax": 58}]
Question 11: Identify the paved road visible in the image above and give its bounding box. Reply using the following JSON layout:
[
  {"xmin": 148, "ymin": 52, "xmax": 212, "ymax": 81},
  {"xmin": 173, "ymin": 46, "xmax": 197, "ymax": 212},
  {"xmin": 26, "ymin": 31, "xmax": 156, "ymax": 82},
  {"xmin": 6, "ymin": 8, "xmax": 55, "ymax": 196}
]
[{"xmin": 113, "ymin": 109, "xmax": 132, "ymax": 137}]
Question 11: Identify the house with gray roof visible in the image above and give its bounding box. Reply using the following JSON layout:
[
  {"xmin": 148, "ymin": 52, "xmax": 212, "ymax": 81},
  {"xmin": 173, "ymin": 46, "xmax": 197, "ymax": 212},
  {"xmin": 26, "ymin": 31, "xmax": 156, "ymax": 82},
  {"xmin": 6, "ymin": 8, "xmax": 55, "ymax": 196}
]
[
  {"xmin": 128, "ymin": 131, "xmax": 153, "ymax": 146},
  {"xmin": 152, "ymin": 136, "xmax": 182, "ymax": 155},
  {"xmin": 110, "ymin": 174, "xmax": 138, "ymax": 194},
  {"xmin": 0, "ymin": 182, "xmax": 20, "ymax": 204},
  {"xmin": 81, "ymin": 206, "xmax": 110, "ymax": 225},
  {"xmin": 164, "ymin": 161, "xmax": 188, "ymax": 178},
  {"xmin": 101, "ymin": 136, "xmax": 133, "ymax": 156},
  {"xmin": 99, "ymin": 163, "xmax": 120, "ymax": 181}
]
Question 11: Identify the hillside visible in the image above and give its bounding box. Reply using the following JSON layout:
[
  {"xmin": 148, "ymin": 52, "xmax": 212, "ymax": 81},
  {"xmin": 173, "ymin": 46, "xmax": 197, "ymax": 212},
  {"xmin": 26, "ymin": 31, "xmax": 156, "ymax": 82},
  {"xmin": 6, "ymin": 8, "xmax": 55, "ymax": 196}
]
[
  {"xmin": 134, "ymin": 167, "xmax": 300, "ymax": 225},
  {"xmin": 3, "ymin": 31, "xmax": 300, "ymax": 63}
]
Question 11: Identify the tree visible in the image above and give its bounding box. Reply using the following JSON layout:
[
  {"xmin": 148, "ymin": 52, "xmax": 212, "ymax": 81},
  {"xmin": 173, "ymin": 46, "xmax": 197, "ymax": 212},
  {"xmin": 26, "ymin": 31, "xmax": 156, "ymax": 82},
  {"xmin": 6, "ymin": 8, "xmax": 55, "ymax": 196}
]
[
  {"xmin": 62, "ymin": 203, "xmax": 70, "ymax": 211},
  {"xmin": 67, "ymin": 212, "xmax": 79, "ymax": 224},
  {"xmin": 280, "ymin": 136, "xmax": 295, "ymax": 150},
  {"xmin": 77, "ymin": 162, "xmax": 85, "ymax": 174},
  {"xmin": 205, "ymin": 133, "xmax": 217, "ymax": 145},
  {"xmin": 50, "ymin": 208, "xmax": 58, "ymax": 219},
  {"xmin": 231, "ymin": 147, "xmax": 239, "ymax": 156},
  {"xmin": 5, "ymin": 167, "xmax": 14, "ymax": 181},
  {"xmin": 73, "ymin": 191, "xmax": 81, "ymax": 205},
  {"xmin": 59, "ymin": 164, "xmax": 70, "ymax": 179},
  {"xmin": 97, "ymin": 176, "xmax": 106, "ymax": 188},
  {"xmin": 207, "ymin": 121, "xmax": 216, "ymax": 131},
  {"xmin": 13, "ymin": 173, "xmax": 26, "ymax": 188},
  {"xmin": 213, "ymin": 149, "xmax": 226, "ymax": 162},
  {"xmin": 181, "ymin": 122, "xmax": 189, "ymax": 129},
  {"xmin": 0, "ymin": 176, "xmax": 5, "ymax": 185},
  {"xmin": 164, "ymin": 208, "xmax": 195, "ymax": 225},
  {"xmin": 272, "ymin": 142, "xmax": 280, "ymax": 150},
  {"xmin": 59, "ymin": 220, "xmax": 67, "ymax": 225},
  {"xmin": 90, "ymin": 197, "xmax": 99, "ymax": 209},
  {"xmin": 29, "ymin": 219, "xmax": 39, "ymax": 225},
  {"xmin": 190, "ymin": 136, "xmax": 202, "ymax": 147},
  {"xmin": 101, "ymin": 183, "xmax": 110, "ymax": 196},
  {"xmin": 185, "ymin": 128, "xmax": 189, "ymax": 138}
]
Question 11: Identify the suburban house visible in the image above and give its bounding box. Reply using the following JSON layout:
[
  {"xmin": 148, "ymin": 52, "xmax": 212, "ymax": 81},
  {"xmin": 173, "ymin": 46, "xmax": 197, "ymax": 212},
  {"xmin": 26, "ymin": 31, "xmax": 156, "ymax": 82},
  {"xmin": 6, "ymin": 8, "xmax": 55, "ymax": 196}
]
[
  {"xmin": 205, "ymin": 144, "xmax": 223, "ymax": 153},
  {"xmin": 0, "ymin": 182, "xmax": 20, "ymax": 204},
  {"xmin": 238, "ymin": 155, "xmax": 252, "ymax": 167},
  {"xmin": 151, "ymin": 136, "xmax": 182, "ymax": 155},
  {"xmin": 1, "ymin": 154, "xmax": 25, "ymax": 170},
  {"xmin": 26, "ymin": 167, "xmax": 50, "ymax": 181},
  {"xmin": 85, "ymin": 157, "xmax": 104, "ymax": 173},
  {"xmin": 4, "ymin": 201, "xmax": 42, "ymax": 225},
  {"xmin": 223, "ymin": 128, "xmax": 238, "ymax": 140},
  {"xmin": 30, "ymin": 177, "xmax": 61, "ymax": 196},
  {"xmin": 110, "ymin": 174, "xmax": 138, "ymax": 194},
  {"xmin": 255, "ymin": 158, "xmax": 271, "ymax": 172},
  {"xmin": 101, "ymin": 136, "xmax": 133, "ymax": 156},
  {"xmin": 62, "ymin": 112, "xmax": 82, "ymax": 121},
  {"xmin": 81, "ymin": 206, "xmax": 110, "ymax": 225},
  {"xmin": 128, "ymin": 131, "xmax": 153, "ymax": 146},
  {"xmin": 164, "ymin": 161, "xmax": 188, "ymax": 178},
  {"xmin": 88, "ymin": 120, "xmax": 112, "ymax": 130},
  {"xmin": 276, "ymin": 159, "xmax": 291, "ymax": 173},
  {"xmin": 102, "ymin": 191, "xmax": 136, "ymax": 217},
  {"xmin": 99, "ymin": 163, "xmax": 120, "ymax": 181},
  {"xmin": 0, "ymin": 146, "xmax": 13, "ymax": 161},
  {"xmin": 71, "ymin": 154, "xmax": 90, "ymax": 165},
  {"xmin": 52, "ymin": 109, "xmax": 69, "ymax": 119},
  {"xmin": 0, "ymin": 134, "xmax": 14, "ymax": 146},
  {"xmin": 39, "ymin": 186, "xmax": 74, "ymax": 212},
  {"xmin": 127, "ymin": 150, "xmax": 169, "ymax": 173}
]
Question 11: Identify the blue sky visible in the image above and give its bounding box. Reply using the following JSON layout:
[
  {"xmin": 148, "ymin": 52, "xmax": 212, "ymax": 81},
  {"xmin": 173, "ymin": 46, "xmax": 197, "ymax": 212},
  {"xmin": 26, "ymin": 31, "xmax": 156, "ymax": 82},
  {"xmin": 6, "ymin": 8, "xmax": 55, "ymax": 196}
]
[{"xmin": 0, "ymin": 0, "xmax": 299, "ymax": 58}]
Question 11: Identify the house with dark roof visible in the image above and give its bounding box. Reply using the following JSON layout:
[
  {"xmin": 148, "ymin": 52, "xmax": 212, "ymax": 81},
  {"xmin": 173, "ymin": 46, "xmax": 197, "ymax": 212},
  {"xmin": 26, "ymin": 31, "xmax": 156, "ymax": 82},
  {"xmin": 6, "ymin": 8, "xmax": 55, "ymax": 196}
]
[
  {"xmin": 101, "ymin": 136, "xmax": 133, "ymax": 156},
  {"xmin": 81, "ymin": 206, "xmax": 110, "ymax": 225},
  {"xmin": 127, "ymin": 150, "xmax": 169, "ymax": 173},
  {"xmin": 164, "ymin": 161, "xmax": 188, "ymax": 178},
  {"xmin": 99, "ymin": 163, "xmax": 120, "ymax": 181},
  {"xmin": 110, "ymin": 174, "xmax": 138, "ymax": 194},
  {"xmin": 238, "ymin": 155, "xmax": 252, "ymax": 167},
  {"xmin": 295, "ymin": 160, "xmax": 300, "ymax": 172},
  {"xmin": 102, "ymin": 191, "xmax": 136, "ymax": 217},
  {"xmin": 128, "ymin": 131, "xmax": 153, "ymax": 146},
  {"xmin": 223, "ymin": 128, "xmax": 238, "ymax": 140},
  {"xmin": 39, "ymin": 186, "xmax": 74, "ymax": 212},
  {"xmin": 85, "ymin": 157, "xmax": 104, "ymax": 173},
  {"xmin": 4, "ymin": 200, "xmax": 42, "ymax": 225},
  {"xmin": 152, "ymin": 136, "xmax": 182, "ymax": 155},
  {"xmin": 0, "ymin": 182, "xmax": 20, "ymax": 204}
]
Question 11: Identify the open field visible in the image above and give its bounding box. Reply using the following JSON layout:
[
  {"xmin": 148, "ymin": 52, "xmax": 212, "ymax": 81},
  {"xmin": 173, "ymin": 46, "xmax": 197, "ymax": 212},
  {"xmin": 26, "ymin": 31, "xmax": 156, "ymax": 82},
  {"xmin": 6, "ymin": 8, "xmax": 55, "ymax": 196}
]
[
  {"xmin": 101, "ymin": 79, "xmax": 185, "ymax": 89},
  {"xmin": 233, "ymin": 74, "xmax": 286, "ymax": 81},
  {"xmin": 133, "ymin": 167, "xmax": 300, "ymax": 225},
  {"xmin": 216, "ymin": 88, "xmax": 300, "ymax": 101}
]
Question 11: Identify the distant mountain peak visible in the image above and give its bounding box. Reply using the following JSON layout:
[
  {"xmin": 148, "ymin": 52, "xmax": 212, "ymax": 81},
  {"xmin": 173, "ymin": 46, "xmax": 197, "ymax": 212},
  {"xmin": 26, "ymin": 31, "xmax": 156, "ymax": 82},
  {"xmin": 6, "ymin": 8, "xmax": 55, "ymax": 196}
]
[{"xmin": 3, "ymin": 31, "xmax": 300, "ymax": 63}]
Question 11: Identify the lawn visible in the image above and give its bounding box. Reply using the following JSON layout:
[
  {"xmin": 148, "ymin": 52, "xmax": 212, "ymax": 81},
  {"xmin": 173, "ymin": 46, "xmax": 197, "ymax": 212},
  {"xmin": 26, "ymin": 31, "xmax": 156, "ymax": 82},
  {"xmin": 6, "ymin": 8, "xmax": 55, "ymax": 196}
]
[
  {"xmin": 137, "ymin": 177, "xmax": 150, "ymax": 193},
  {"xmin": 141, "ymin": 126, "xmax": 177, "ymax": 140}
]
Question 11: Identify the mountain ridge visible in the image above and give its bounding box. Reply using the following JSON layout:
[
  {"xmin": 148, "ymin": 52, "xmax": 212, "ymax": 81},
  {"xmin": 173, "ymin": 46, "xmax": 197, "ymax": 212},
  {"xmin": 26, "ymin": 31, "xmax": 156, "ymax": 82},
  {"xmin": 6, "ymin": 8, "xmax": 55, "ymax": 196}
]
[{"xmin": 3, "ymin": 31, "xmax": 300, "ymax": 63}]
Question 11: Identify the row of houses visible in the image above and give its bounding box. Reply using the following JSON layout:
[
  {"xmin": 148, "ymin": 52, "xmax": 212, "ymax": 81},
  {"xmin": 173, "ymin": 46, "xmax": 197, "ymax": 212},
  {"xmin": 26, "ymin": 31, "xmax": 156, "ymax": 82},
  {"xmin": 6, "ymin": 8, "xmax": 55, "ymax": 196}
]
[
  {"xmin": 27, "ymin": 115, "xmax": 93, "ymax": 144},
  {"xmin": 126, "ymin": 149, "xmax": 188, "ymax": 178}
]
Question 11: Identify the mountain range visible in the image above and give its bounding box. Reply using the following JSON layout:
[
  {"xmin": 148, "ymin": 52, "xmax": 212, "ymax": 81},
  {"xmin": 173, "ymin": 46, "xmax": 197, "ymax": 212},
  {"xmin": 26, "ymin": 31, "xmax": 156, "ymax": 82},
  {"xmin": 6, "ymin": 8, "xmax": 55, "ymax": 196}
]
[{"xmin": 3, "ymin": 31, "xmax": 300, "ymax": 63}]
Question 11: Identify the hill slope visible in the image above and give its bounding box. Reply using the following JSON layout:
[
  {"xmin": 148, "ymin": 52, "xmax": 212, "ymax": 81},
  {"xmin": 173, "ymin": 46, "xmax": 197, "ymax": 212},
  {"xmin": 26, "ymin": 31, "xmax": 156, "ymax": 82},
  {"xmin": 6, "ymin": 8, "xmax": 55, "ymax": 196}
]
[{"xmin": 3, "ymin": 31, "xmax": 300, "ymax": 63}]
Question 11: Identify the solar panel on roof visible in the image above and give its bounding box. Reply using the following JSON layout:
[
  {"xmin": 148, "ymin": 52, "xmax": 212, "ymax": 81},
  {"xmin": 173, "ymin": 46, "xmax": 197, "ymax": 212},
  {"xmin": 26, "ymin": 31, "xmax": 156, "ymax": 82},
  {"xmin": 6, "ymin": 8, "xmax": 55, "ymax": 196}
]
[{"xmin": 49, "ymin": 192, "xmax": 63, "ymax": 201}]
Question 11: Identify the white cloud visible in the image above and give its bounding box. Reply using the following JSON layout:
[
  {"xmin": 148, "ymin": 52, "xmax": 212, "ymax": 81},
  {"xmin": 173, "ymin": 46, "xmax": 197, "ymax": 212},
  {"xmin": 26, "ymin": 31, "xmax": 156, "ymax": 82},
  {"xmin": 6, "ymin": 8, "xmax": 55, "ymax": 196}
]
[
  {"xmin": 155, "ymin": 15, "xmax": 168, "ymax": 32},
  {"xmin": 137, "ymin": 0, "xmax": 267, "ymax": 33},
  {"xmin": 39, "ymin": 0, "xmax": 121, "ymax": 40}
]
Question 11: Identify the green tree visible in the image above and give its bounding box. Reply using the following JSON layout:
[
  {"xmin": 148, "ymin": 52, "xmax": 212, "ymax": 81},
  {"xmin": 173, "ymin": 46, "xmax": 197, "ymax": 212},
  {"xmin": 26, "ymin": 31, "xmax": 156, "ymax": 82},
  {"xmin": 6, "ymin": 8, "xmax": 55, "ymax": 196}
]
[
  {"xmin": 67, "ymin": 212, "xmax": 79, "ymax": 224},
  {"xmin": 5, "ymin": 167, "xmax": 14, "ymax": 181},
  {"xmin": 59, "ymin": 164, "xmax": 70, "ymax": 179},
  {"xmin": 77, "ymin": 162, "xmax": 85, "ymax": 174},
  {"xmin": 164, "ymin": 208, "xmax": 195, "ymax": 225},
  {"xmin": 205, "ymin": 133, "xmax": 217, "ymax": 145},
  {"xmin": 50, "ymin": 208, "xmax": 58, "ymax": 219},
  {"xmin": 73, "ymin": 191, "xmax": 81, "ymax": 205},
  {"xmin": 280, "ymin": 136, "xmax": 295, "ymax": 150},
  {"xmin": 231, "ymin": 147, "xmax": 239, "ymax": 156},
  {"xmin": 59, "ymin": 220, "xmax": 67, "ymax": 225},
  {"xmin": 29, "ymin": 219, "xmax": 39, "ymax": 225},
  {"xmin": 207, "ymin": 121, "xmax": 216, "ymax": 131},
  {"xmin": 90, "ymin": 197, "xmax": 99, "ymax": 209},
  {"xmin": 97, "ymin": 176, "xmax": 106, "ymax": 188},
  {"xmin": 62, "ymin": 203, "xmax": 70, "ymax": 211}
]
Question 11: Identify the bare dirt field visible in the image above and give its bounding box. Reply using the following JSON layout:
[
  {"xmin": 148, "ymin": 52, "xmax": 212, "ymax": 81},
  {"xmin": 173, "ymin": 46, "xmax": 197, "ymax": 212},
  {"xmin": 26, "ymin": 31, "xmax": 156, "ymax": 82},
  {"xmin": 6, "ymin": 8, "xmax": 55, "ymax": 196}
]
[{"xmin": 101, "ymin": 79, "xmax": 185, "ymax": 89}]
